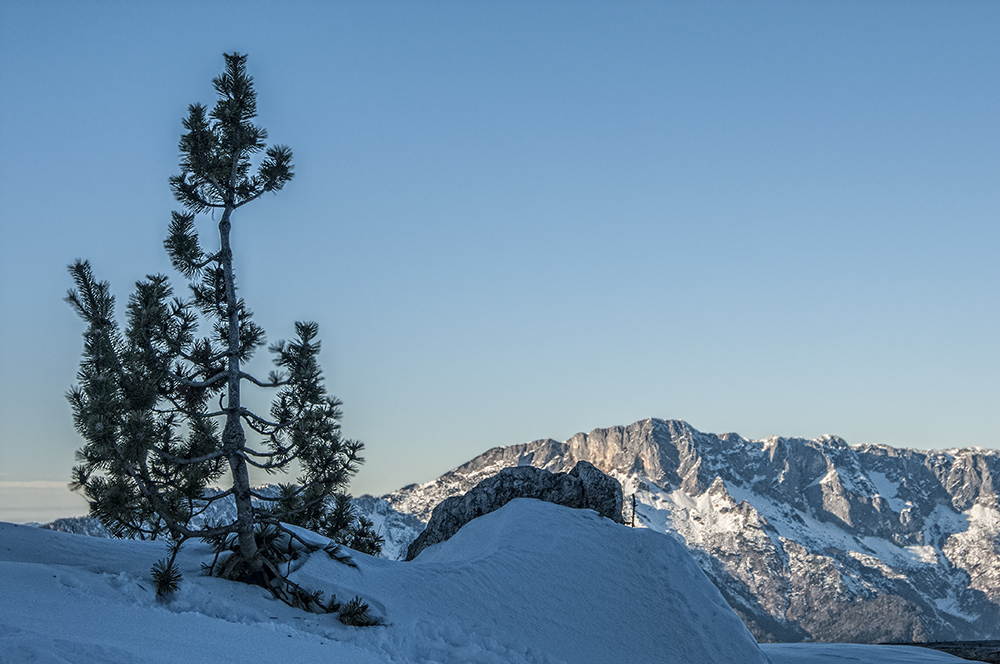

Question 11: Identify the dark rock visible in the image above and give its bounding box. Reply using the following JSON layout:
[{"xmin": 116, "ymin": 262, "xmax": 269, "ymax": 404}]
[
  {"xmin": 406, "ymin": 461, "xmax": 623, "ymax": 560},
  {"xmin": 569, "ymin": 459, "xmax": 625, "ymax": 520},
  {"xmin": 891, "ymin": 641, "xmax": 1000, "ymax": 663}
]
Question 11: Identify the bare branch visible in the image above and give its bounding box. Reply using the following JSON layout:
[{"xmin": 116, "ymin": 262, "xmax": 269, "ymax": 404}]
[
  {"xmin": 243, "ymin": 416, "xmax": 272, "ymax": 437},
  {"xmin": 244, "ymin": 445, "xmax": 290, "ymax": 459},
  {"xmin": 198, "ymin": 487, "xmax": 235, "ymax": 503},
  {"xmin": 187, "ymin": 488, "xmax": 234, "ymax": 518},
  {"xmin": 244, "ymin": 452, "xmax": 300, "ymax": 470},
  {"xmin": 239, "ymin": 408, "xmax": 286, "ymax": 430},
  {"xmin": 239, "ymin": 371, "xmax": 288, "ymax": 388}
]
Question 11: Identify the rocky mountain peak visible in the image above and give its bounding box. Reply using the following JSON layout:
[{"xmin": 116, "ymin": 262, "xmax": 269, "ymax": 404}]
[{"xmin": 359, "ymin": 417, "xmax": 1000, "ymax": 643}]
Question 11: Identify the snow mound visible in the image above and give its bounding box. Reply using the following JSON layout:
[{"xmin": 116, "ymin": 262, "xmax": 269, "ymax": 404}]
[{"xmin": 294, "ymin": 498, "xmax": 769, "ymax": 663}]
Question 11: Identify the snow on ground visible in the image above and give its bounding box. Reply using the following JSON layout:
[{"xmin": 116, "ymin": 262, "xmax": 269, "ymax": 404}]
[
  {"xmin": 762, "ymin": 643, "xmax": 967, "ymax": 663},
  {"xmin": 0, "ymin": 499, "xmax": 966, "ymax": 663}
]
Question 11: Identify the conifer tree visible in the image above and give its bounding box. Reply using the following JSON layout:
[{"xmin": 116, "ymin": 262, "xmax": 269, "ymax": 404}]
[{"xmin": 67, "ymin": 53, "xmax": 375, "ymax": 595}]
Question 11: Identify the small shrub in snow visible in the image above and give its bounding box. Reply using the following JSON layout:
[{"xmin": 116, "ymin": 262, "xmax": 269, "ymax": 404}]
[
  {"xmin": 338, "ymin": 596, "xmax": 380, "ymax": 627},
  {"xmin": 151, "ymin": 558, "xmax": 182, "ymax": 598}
]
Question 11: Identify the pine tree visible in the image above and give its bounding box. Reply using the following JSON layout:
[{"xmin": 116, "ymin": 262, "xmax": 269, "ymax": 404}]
[{"xmin": 67, "ymin": 53, "xmax": 370, "ymax": 593}]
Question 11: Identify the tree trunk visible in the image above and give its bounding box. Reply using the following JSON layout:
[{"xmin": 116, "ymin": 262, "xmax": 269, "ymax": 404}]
[{"xmin": 218, "ymin": 205, "xmax": 261, "ymax": 577}]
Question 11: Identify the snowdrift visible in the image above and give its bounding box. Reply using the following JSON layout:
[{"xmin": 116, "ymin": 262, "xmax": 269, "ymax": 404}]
[
  {"xmin": 305, "ymin": 498, "xmax": 769, "ymax": 663},
  {"xmin": 0, "ymin": 499, "xmax": 966, "ymax": 663}
]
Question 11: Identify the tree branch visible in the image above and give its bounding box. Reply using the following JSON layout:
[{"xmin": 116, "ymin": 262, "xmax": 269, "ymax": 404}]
[
  {"xmin": 244, "ymin": 445, "xmax": 290, "ymax": 459},
  {"xmin": 200, "ymin": 487, "xmax": 235, "ymax": 502},
  {"xmin": 104, "ymin": 436, "xmax": 235, "ymax": 540},
  {"xmin": 239, "ymin": 371, "xmax": 288, "ymax": 388},
  {"xmin": 239, "ymin": 407, "xmax": 286, "ymax": 430},
  {"xmin": 169, "ymin": 369, "xmax": 229, "ymax": 389},
  {"xmin": 191, "ymin": 252, "xmax": 222, "ymax": 270},
  {"xmin": 244, "ymin": 452, "xmax": 300, "ymax": 470},
  {"xmin": 234, "ymin": 189, "xmax": 266, "ymax": 209},
  {"xmin": 243, "ymin": 416, "xmax": 273, "ymax": 437},
  {"xmin": 150, "ymin": 446, "xmax": 226, "ymax": 465},
  {"xmin": 157, "ymin": 394, "xmax": 227, "ymax": 420}
]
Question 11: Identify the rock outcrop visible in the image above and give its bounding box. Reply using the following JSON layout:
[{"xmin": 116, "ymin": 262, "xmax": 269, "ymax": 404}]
[{"xmin": 405, "ymin": 461, "xmax": 623, "ymax": 560}]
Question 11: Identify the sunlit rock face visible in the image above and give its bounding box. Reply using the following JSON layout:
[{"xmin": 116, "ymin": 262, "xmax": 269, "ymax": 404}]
[{"xmin": 360, "ymin": 418, "xmax": 1000, "ymax": 643}]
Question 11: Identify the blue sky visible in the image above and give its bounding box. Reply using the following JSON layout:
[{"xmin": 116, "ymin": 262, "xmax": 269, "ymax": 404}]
[{"xmin": 1, "ymin": 1, "xmax": 998, "ymax": 522}]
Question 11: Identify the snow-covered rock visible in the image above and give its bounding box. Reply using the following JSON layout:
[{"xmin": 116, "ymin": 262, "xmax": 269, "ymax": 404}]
[{"xmin": 405, "ymin": 460, "xmax": 623, "ymax": 560}]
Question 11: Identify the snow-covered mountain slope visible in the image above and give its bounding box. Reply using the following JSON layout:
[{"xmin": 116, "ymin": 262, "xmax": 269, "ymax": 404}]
[
  {"xmin": 4, "ymin": 500, "xmax": 786, "ymax": 664},
  {"xmin": 356, "ymin": 418, "xmax": 1000, "ymax": 643}
]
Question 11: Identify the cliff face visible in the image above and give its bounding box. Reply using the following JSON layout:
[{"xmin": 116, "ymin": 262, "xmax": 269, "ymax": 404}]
[{"xmin": 362, "ymin": 418, "xmax": 1000, "ymax": 643}]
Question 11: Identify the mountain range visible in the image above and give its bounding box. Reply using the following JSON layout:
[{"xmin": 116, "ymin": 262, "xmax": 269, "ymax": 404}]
[{"xmin": 355, "ymin": 418, "xmax": 1000, "ymax": 643}]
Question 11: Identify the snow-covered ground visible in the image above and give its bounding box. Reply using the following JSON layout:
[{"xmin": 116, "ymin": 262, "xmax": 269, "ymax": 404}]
[{"xmin": 1, "ymin": 499, "xmax": 965, "ymax": 663}]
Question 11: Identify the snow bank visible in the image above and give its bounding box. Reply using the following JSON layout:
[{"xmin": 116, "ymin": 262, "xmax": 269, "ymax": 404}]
[
  {"xmin": 0, "ymin": 498, "xmax": 967, "ymax": 663},
  {"xmin": 292, "ymin": 498, "xmax": 769, "ymax": 663}
]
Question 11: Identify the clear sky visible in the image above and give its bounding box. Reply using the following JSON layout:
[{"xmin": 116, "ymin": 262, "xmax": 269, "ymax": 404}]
[{"xmin": 1, "ymin": 1, "xmax": 998, "ymax": 523}]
